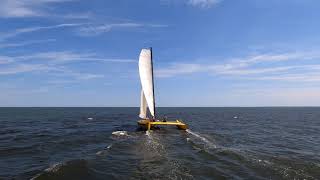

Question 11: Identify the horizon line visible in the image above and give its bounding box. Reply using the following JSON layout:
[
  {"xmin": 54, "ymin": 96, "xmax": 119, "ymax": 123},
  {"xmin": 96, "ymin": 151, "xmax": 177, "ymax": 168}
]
[{"xmin": 1, "ymin": 106, "xmax": 320, "ymax": 108}]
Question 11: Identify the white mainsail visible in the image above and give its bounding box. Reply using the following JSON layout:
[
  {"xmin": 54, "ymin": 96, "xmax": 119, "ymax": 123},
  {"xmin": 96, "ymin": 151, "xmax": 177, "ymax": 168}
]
[
  {"xmin": 139, "ymin": 90, "xmax": 147, "ymax": 119},
  {"xmin": 139, "ymin": 48, "xmax": 155, "ymax": 118}
]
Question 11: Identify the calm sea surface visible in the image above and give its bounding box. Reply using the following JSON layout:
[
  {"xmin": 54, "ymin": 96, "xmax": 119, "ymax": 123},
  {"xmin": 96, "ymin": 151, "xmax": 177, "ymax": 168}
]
[{"xmin": 0, "ymin": 107, "xmax": 319, "ymax": 179}]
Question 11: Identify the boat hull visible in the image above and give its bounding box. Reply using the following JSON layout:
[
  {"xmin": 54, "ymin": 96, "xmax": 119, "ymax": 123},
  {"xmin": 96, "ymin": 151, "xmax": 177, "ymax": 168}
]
[{"xmin": 137, "ymin": 119, "xmax": 188, "ymax": 130}]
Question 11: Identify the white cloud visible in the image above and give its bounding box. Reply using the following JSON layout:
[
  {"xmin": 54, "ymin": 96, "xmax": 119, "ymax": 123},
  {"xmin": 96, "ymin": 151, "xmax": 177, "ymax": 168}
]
[
  {"xmin": 161, "ymin": 0, "xmax": 222, "ymax": 8},
  {"xmin": 52, "ymin": 68, "xmax": 105, "ymax": 80},
  {"xmin": 0, "ymin": 63, "xmax": 51, "ymax": 75},
  {"xmin": 225, "ymin": 86, "xmax": 320, "ymax": 106},
  {"xmin": 213, "ymin": 66, "xmax": 297, "ymax": 75},
  {"xmin": 0, "ymin": 22, "xmax": 167, "ymax": 40},
  {"xmin": 52, "ymin": 12, "xmax": 93, "ymax": 20},
  {"xmin": 156, "ymin": 63, "xmax": 205, "ymax": 77},
  {"xmin": 0, "ymin": 56, "xmax": 14, "ymax": 64},
  {"xmin": 0, "ymin": 62, "xmax": 104, "ymax": 81},
  {"xmin": 0, "ymin": 51, "xmax": 133, "ymax": 81},
  {"xmin": 11, "ymin": 51, "xmax": 135, "ymax": 64},
  {"xmin": 76, "ymin": 23, "xmax": 142, "ymax": 36},
  {"xmin": 47, "ymin": 79, "xmax": 79, "ymax": 84},
  {"xmin": 0, "ymin": 0, "xmax": 74, "ymax": 18},
  {"xmin": 0, "ymin": 39, "xmax": 56, "ymax": 48},
  {"xmin": 17, "ymin": 51, "xmax": 95, "ymax": 62},
  {"xmin": 233, "ymin": 51, "xmax": 320, "ymax": 65},
  {"xmin": 253, "ymin": 71, "xmax": 320, "ymax": 82},
  {"xmin": 0, "ymin": 0, "xmax": 41, "ymax": 17},
  {"xmin": 156, "ymin": 52, "xmax": 309, "ymax": 77},
  {"xmin": 76, "ymin": 23, "xmax": 168, "ymax": 36},
  {"xmin": 155, "ymin": 63, "xmax": 293, "ymax": 77},
  {"xmin": 187, "ymin": 0, "xmax": 221, "ymax": 8},
  {"xmin": 0, "ymin": 23, "xmax": 83, "ymax": 41},
  {"xmin": 156, "ymin": 51, "xmax": 320, "ymax": 82}
]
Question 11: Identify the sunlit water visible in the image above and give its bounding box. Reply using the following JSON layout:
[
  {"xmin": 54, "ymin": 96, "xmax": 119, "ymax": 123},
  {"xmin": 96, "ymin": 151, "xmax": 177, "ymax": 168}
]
[{"xmin": 0, "ymin": 107, "xmax": 319, "ymax": 179}]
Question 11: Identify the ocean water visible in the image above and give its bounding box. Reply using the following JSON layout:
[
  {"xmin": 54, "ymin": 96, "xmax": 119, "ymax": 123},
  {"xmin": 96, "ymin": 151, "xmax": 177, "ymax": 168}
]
[{"xmin": 0, "ymin": 107, "xmax": 319, "ymax": 180}]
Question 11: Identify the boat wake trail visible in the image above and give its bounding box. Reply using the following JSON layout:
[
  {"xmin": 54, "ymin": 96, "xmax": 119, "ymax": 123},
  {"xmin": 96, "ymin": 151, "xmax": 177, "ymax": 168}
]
[
  {"xmin": 136, "ymin": 131, "xmax": 194, "ymax": 180},
  {"xmin": 31, "ymin": 159, "xmax": 91, "ymax": 180},
  {"xmin": 145, "ymin": 130, "xmax": 151, "ymax": 138},
  {"xmin": 144, "ymin": 131, "xmax": 165, "ymax": 155},
  {"xmin": 186, "ymin": 129, "xmax": 217, "ymax": 149}
]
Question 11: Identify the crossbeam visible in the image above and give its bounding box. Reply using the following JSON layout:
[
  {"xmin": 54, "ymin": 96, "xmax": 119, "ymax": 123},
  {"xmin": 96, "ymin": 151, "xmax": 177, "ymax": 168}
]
[{"xmin": 138, "ymin": 119, "xmax": 187, "ymax": 131}]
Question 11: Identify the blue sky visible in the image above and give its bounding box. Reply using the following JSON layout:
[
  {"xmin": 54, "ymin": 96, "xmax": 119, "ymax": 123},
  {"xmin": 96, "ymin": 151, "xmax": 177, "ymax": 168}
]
[{"xmin": 1, "ymin": 0, "xmax": 320, "ymax": 106}]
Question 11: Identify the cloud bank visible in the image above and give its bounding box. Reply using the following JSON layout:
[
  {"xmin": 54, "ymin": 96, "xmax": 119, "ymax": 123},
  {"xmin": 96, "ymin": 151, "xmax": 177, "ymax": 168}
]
[{"xmin": 156, "ymin": 51, "xmax": 320, "ymax": 82}]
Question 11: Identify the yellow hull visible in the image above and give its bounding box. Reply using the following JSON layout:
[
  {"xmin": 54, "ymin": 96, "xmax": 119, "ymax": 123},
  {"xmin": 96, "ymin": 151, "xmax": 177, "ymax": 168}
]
[{"xmin": 137, "ymin": 119, "xmax": 188, "ymax": 130}]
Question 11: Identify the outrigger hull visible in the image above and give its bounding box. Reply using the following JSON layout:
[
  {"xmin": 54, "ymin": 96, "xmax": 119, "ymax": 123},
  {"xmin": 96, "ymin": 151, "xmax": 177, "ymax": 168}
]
[{"xmin": 137, "ymin": 119, "xmax": 188, "ymax": 130}]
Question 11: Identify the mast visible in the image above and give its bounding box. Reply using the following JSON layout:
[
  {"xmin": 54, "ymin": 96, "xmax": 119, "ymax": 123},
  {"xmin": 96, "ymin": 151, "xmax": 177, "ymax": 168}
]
[{"xmin": 150, "ymin": 47, "xmax": 156, "ymax": 119}]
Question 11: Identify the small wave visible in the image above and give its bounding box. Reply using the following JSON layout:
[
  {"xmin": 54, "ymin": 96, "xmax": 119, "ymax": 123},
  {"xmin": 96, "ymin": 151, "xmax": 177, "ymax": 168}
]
[
  {"xmin": 30, "ymin": 163, "xmax": 64, "ymax": 179},
  {"xmin": 30, "ymin": 162, "xmax": 65, "ymax": 179},
  {"xmin": 96, "ymin": 144, "xmax": 112, "ymax": 156},
  {"xmin": 249, "ymin": 156, "xmax": 318, "ymax": 179},
  {"xmin": 44, "ymin": 162, "xmax": 63, "ymax": 173},
  {"xmin": 112, "ymin": 131, "xmax": 129, "ymax": 136},
  {"xmin": 186, "ymin": 129, "xmax": 217, "ymax": 149}
]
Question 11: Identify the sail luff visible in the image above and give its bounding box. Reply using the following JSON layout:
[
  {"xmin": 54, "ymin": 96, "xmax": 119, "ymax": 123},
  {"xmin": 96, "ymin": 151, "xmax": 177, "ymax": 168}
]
[{"xmin": 150, "ymin": 47, "xmax": 156, "ymax": 119}]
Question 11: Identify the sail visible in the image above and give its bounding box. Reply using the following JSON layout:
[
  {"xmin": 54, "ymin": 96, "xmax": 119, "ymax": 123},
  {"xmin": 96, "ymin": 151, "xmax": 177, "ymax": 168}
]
[
  {"xmin": 139, "ymin": 48, "xmax": 155, "ymax": 117},
  {"xmin": 139, "ymin": 90, "xmax": 147, "ymax": 119}
]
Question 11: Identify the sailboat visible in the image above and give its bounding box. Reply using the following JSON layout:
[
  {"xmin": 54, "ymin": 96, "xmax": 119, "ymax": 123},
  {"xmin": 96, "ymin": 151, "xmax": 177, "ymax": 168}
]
[{"xmin": 137, "ymin": 48, "xmax": 188, "ymax": 131}]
